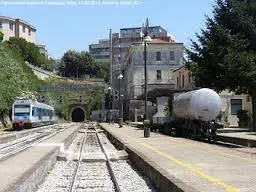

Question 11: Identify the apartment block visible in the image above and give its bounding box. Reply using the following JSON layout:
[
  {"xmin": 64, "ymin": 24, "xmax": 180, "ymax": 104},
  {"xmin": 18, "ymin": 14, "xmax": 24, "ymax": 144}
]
[{"xmin": 0, "ymin": 16, "xmax": 36, "ymax": 43}]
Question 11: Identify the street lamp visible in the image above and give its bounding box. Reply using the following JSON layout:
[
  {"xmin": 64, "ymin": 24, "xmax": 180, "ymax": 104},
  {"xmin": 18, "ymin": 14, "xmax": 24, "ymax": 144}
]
[
  {"xmin": 108, "ymin": 86, "xmax": 112, "ymax": 124},
  {"xmin": 142, "ymin": 18, "xmax": 152, "ymax": 137},
  {"xmin": 117, "ymin": 73, "xmax": 123, "ymax": 125}
]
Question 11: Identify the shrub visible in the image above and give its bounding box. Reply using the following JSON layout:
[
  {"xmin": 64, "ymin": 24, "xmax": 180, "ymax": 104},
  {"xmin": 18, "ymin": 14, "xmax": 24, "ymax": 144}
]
[{"xmin": 237, "ymin": 109, "xmax": 249, "ymax": 127}]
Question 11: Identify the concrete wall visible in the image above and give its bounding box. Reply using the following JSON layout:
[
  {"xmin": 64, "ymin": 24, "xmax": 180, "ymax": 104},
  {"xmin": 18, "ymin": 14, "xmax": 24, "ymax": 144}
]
[
  {"xmin": 26, "ymin": 62, "xmax": 61, "ymax": 80},
  {"xmin": 32, "ymin": 70, "xmax": 50, "ymax": 80}
]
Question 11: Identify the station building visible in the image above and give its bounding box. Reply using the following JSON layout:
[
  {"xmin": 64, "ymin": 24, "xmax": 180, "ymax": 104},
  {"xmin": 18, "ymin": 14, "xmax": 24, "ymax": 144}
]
[
  {"xmin": 122, "ymin": 38, "xmax": 184, "ymax": 120},
  {"xmin": 173, "ymin": 66, "xmax": 253, "ymax": 127}
]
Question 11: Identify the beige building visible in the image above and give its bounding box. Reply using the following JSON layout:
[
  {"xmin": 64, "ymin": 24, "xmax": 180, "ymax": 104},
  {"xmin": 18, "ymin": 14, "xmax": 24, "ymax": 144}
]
[
  {"xmin": 173, "ymin": 65, "xmax": 195, "ymax": 89},
  {"xmin": 173, "ymin": 66, "xmax": 252, "ymax": 127},
  {"xmin": 124, "ymin": 39, "xmax": 184, "ymax": 120},
  {"xmin": 0, "ymin": 16, "xmax": 36, "ymax": 43},
  {"xmin": 219, "ymin": 90, "xmax": 252, "ymax": 127},
  {"xmin": 126, "ymin": 39, "xmax": 184, "ymax": 98}
]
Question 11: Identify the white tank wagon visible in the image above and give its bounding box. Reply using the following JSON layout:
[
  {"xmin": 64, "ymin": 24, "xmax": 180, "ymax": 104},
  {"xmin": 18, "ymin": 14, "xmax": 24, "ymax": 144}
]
[
  {"xmin": 173, "ymin": 88, "xmax": 221, "ymax": 121},
  {"xmin": 172, "ymin": 88, "xmax": 222, "ymax": 141}
]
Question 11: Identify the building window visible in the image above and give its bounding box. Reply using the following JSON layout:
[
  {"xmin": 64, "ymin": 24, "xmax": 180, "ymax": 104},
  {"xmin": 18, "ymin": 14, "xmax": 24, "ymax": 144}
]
[
  {"xmin": 170, "ymin": 51, "xmax": 175, "ymax": 60},
  {"xmin": 29, "ymin": 29, "xmax": 31, "ymax": 36},
  {"xmin": 9, "ymin": 23, "xmax": 14, "ymax": 30},
  {"xmin": 156, "ymin": 70, "xmax": 161, "ymax": 80},
  {"xmin": 23, "ymin": 25, "xmax": 25, "ymax": 33},
  {"xmin": 0, "ymin": 22, "xmax": 2, "ymax": 29},
  {"xmin": 156, "ymin": 52, "xmax": 161, "ymax": 61},
  {"xmin": 188, "ymin": 72, "xmax": 191, "ymax": 83},
  {"xmin": 231, "ymin": 99, "xmax": 242, "ymax": 115}
]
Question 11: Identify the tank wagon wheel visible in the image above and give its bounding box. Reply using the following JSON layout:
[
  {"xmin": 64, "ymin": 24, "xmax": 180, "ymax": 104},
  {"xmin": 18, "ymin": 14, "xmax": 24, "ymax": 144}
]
[
  {"xmin": 170, "ymin": 127, "xmax": 175, "ymax": 136},
  {"xmin": 207, "ymin": 136, "xmax": 213, "ymax": 143},
  {"xmin": 208, "ymin": 133, "xmax": 217, "ymax": 144}
]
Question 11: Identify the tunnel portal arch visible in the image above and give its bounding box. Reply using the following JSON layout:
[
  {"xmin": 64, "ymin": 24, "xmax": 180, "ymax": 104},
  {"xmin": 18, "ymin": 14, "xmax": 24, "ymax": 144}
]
[{"xmin": 69, "ymin": 105, "xmax": 87, "ymax": 122}]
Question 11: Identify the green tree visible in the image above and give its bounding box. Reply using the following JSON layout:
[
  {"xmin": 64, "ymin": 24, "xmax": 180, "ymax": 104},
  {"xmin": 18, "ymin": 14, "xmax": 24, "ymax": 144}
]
[
  {"xmin": 60, "ymin": 50, "xmax": 80, "ymax": 77},
  {"xmin": 187, "ymin": 0, "xmax": 256, "ymax": 128},
  {"xmin": 4, "ymin": 37, "xmax": 54, "ymax": 71},
  {"xmin": 60, "ymin": 50, "xmax": 109, "ymax": 81},
  {"xmin": 95, "ymin": 62, "xmax": 109, "ymax": 82}
]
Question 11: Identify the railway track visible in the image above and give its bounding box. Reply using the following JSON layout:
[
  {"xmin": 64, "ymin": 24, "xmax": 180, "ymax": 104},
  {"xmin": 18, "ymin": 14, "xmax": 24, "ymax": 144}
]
[
  {"xmin": 0, "ymin": 126, "xmax": 66, "ymax": 161},
  {"xmin": 68, "ymin": 123, "xmax": 121, "ymax": 192},
  {"xmin": 37, "ymin": 123, "xmax": 155, "ymax": 192}
]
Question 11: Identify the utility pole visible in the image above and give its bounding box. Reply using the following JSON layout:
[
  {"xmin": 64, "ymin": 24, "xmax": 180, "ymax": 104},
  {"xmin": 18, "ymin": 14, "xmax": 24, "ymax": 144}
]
[
  {"xmin": 141, "ymin": 18, "xmax": 152, "ymax": 138},
  {"xmin": 109, "ymin": 29, "xmax": 113, "ymax": 111},
  {"xmin": 109, "ymin": 29, "xmax": 113, "ymax": 89}
]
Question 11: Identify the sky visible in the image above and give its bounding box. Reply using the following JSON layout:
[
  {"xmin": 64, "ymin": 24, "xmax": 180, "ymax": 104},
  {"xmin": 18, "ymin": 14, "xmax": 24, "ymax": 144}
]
[{"xmin": 0, "ymin": 0, "xmax": 215, "ymax": 59}]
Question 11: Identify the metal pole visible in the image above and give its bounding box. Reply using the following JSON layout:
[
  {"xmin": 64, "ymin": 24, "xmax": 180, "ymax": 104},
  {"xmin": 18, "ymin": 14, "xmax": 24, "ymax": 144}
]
[
  {"xmin": 119, "ymin": 78, "xmax": 121, "ymax": 119},
  {"xmin": 109, "ymin": 89, "xmax": 111, "ymax": 124},
  {"xmin": 109, "ymin": 29, "xmax": 113, "ymax": 92},
  {"xmin": 143, "ymin": 34, "xmax": 150, "ymax": 137},
  {"xmin": 121, "ymin": 97, "xmax": 123, "ymax": 121},
  {"xmin": 109, "ymin": 29, "xmax": 113, "ymax": 111},
  {"xmin": 144, "ymin": 41, "xmax": 148, "ymax": 120}
]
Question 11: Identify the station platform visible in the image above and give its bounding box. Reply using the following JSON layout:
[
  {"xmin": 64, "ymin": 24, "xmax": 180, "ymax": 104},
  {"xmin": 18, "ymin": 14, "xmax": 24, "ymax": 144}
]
[
  {"xmin": 0, "ymin": 123, "xmax": 81, "ymax": 192},
  {"xmin": 99, "ymin": 123, "xmax": 256, "ymax": 192},
  {"xmin": 217, "ymin": 128, "xmax": 251, "ymax": 133},
  {"xmin": 217, "ymin": 131, "xmax": 256, "ymax": 147}
]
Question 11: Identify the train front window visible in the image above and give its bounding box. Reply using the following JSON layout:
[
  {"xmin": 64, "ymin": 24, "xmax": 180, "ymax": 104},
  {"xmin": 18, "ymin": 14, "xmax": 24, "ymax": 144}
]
[{"xmin": 14, "ymin": 105, "xmax": 30, "ymax": 115}]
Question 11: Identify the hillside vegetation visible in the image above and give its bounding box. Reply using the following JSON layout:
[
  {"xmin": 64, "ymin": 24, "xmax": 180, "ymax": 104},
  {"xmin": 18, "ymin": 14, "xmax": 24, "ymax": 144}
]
[
  {"xmin": 4, "ymin": 37, "xmax": 54, "ymax": 71},
  {"xmin": 0, "ymin": 39, "xmax": 106, "ymax": 128},
  {"xmin": 0, "ymin": 43, "xmax": 43, "ymax": 127}
]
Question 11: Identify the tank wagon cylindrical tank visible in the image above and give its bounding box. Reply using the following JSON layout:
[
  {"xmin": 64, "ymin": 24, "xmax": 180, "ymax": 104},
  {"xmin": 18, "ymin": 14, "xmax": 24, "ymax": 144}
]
[{"xmin": 172, "ymin": 88, "xmax": 222, "ymax": 141}]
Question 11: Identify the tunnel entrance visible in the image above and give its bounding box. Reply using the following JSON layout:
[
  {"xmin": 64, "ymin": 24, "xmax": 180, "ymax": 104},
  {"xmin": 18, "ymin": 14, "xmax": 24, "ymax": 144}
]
[{"xmin": 71, "ymin": 107, "xmax": 85, "ymax": 122}]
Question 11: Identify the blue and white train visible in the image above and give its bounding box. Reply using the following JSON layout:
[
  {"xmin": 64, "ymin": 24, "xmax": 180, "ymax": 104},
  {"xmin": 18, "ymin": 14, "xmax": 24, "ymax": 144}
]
[{"xmin": 12, "ymin": 99, "xmax": 55, "ymax": 130}]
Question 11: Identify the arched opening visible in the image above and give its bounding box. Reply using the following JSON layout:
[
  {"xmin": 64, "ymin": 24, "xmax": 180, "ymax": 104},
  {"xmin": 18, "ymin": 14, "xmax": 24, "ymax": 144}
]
[{"xmin": 71, "ymin": 107, "xmax": 85, "ymax": 122}]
